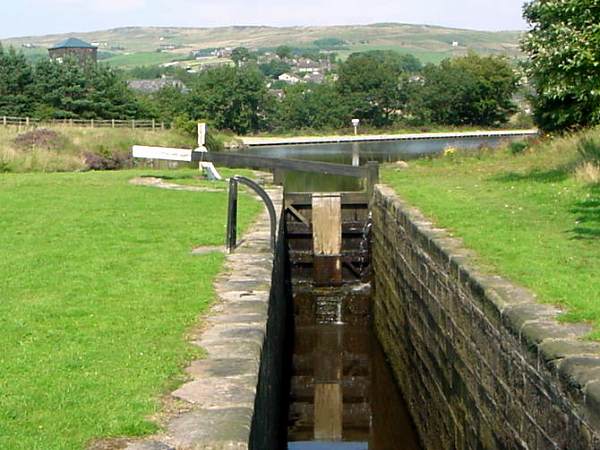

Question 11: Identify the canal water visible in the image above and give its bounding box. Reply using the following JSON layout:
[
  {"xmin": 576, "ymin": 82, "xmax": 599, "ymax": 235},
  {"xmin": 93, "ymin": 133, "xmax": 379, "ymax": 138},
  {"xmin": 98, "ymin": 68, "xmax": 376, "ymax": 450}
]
[{"xmin": 247, "ymin": 136, "xmax": 517, "ymax": 192}]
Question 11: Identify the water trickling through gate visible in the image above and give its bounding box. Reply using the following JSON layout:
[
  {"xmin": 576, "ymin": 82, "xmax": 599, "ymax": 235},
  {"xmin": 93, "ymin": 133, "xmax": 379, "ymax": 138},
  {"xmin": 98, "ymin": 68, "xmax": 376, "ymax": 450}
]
[{"xmin": 282, "ymin": 192, "xmax": 421, "ymax": 450}]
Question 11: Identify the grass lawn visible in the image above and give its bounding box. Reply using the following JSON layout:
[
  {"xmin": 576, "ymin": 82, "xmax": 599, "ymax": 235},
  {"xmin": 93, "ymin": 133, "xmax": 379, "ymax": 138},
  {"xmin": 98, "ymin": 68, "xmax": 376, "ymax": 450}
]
[
  {"xmin": 0, "ymin": 169, "xmax": 262, "ymax": 449},
  {"xmin": 382, "ymin": 132, "xmax": 600, "ymax": 337}
]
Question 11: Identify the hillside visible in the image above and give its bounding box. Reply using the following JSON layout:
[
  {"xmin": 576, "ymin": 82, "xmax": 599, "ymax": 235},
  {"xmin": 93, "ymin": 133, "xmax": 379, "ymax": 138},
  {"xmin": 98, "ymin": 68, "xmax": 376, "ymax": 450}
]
[{"xmin": 2, "ymin": 23, "xmax": 524, "ymax": 67}]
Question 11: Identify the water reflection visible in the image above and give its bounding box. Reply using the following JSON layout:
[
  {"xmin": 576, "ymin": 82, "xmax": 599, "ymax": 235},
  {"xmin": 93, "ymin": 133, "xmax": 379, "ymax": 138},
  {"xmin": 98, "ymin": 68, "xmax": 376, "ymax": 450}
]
[{"xmin": 246, "ymin": 136, "xmax": 514, "ymax": 192}]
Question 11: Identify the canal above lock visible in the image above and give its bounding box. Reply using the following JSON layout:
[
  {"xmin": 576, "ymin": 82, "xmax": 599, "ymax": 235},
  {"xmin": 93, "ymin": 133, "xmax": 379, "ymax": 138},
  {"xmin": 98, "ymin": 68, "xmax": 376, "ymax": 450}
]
[{"xmin": 245, "ymin": 135, "xmax": 522, "ymax": 192}]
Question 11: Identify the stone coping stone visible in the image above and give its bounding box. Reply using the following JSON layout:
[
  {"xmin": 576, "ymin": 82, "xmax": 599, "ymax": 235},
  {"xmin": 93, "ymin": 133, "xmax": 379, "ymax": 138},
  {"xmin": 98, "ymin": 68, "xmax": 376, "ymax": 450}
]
[
  {"xmin": 375, "ymin": 184, "xmax": 600, "ymax": 433},
  {"xmin": 125, "ymin": 187, "xmax": 282, "ymax": 450}
]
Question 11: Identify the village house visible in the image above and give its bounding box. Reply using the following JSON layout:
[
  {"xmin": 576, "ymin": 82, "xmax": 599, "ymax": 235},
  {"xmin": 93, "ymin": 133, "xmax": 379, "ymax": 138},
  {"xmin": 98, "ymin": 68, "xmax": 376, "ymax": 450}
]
[
  {"xmin": 278, "ymin": 73, "xmax": 301, "ymax": 85},
  {"xmin": 295, "ymin": 58, "xmax": 323, "ymax": 74},
  {"xmin": 303, "ymin": 72, "xmax": 325, "ymax": 84},
  {"xmin": 127, "ymin": 77, "xmax": 187, "ymax": 94},
  {"xmin": 48, "ymin": 37, "xmax": 97, "ymax": 65}
]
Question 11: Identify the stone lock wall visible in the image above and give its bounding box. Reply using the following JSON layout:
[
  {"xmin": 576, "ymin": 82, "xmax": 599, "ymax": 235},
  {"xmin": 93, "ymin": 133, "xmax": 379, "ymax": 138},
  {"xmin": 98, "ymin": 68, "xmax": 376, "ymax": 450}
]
[{"xmin": 372, "ymin": 185, "xmax": 600, "ymax": 450}]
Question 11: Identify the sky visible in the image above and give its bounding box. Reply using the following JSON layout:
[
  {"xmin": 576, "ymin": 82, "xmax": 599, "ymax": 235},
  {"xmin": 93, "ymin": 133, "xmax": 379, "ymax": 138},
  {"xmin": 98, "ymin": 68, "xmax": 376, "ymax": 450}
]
[{"xmin": 1, "ymin": 0, "xmax": 529, "ymax": 39}]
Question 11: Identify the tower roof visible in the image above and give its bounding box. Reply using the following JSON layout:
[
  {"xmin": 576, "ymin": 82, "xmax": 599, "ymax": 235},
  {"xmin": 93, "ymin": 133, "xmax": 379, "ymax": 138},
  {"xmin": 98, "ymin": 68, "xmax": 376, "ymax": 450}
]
[{"xmin": 49, "ymin": 38, "xmax": 97, "ymax": 50}]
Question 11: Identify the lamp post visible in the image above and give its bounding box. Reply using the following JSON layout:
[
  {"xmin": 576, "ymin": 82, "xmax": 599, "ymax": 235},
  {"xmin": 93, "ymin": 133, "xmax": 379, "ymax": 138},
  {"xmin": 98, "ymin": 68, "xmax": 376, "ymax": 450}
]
[{"xmin": 352, "ymin": 118, "xmax": 360, "ymax": 136}]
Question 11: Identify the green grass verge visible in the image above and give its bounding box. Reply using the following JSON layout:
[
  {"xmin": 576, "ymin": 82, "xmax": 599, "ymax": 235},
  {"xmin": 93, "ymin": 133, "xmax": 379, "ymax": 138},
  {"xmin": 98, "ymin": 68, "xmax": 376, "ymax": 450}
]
[
  {"xmin": 382, "ymin": 132, "xmax": 600, "ymax": 337},
  {"xmin": 0, "ymin": 169, "xmax": 262, "ymax": 449}
]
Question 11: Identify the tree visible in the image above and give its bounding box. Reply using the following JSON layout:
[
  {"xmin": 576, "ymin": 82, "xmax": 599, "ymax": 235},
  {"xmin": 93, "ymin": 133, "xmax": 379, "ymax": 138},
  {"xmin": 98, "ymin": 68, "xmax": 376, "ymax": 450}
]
[
  {"xmin": 33, "ymin": 58, "xmax": 144, "ymax": 119},
  {"xmin": 140, "ymin": 85, "xmax": 188, "ymax": 125},
  {"xmin": 337, "ymin": 52, "xmax": 410, "ymax": 126},
  {"xmin": 187, "ymin": 66, "xmax": 274, "ymax": 134},
  {"xmin": 358, "ymin": 50, "xmax": 422, "ymax": 73},
  {"xmin": 0, "ymin": 45, "xmax": 35, "ymax": 116},
  {"xmin": 275, "ymin": 45, "xmax": 293, "ymax": 60},
  {"xmin": 86, "ymin": 65, "xmax": 145, "ymax": 119},
  {"xmin": 231, "ymin": 47, "xmax": 252, "ymax": 67},
  {"xmin": 259, "ymin": 60, "xmax": 292, "ymax": 79},
  {"xmin": 522, "ymin": 0, "xmax": 600, "ymax": 132},
  {"xmin": 410, "ymin": 54, "xmax": 518, "ymax": 126},
  {"xmin": 275, "ymin": 83, "xmax": 353, "ymax": 131}
]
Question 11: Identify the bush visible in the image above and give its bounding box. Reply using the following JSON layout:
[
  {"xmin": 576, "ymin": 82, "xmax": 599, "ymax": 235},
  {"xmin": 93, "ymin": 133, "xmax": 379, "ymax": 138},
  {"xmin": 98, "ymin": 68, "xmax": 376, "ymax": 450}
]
[
  {"xmin": 84, "ymin": 148, "xmax": 132, "ymax": 170},
  {"xmin": 172, "ymin": 114, "xmax": 198, "ymax": 137},
  {"xmin": 14, "ymin": 128, "xmax": 68, "ymax": 150},
  {"xmin": 508, "ymin": 141, "xmax": 529, "ymax": 155},
  {"xmin": 511, "ymin": 112, "xmax": 535, "ymax": 130}
]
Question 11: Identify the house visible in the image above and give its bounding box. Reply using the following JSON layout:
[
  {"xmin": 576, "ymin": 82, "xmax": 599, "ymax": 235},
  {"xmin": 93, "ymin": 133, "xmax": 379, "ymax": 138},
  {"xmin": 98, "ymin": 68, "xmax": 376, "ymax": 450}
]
[
  {"xmin": 303, "ymin": 72, "xmax": 325, "ymax": 84},
  {"xmin": 127, "ymin": 77, "xmax": 187, "ymax": 94},
  {"xmin": 278, "ymin": 73, "xmax": 301, "ymax": 85},
  {"xmin": 214, "ymin": 48, "xmax": 233, "ymax": 58},
  {"xmin": 48, "ymin": 38, "xmax": 97, "ymax": 65},
  {"xmin": 295, "ymin": 58, "xmax": 322, "ymax": 74}
]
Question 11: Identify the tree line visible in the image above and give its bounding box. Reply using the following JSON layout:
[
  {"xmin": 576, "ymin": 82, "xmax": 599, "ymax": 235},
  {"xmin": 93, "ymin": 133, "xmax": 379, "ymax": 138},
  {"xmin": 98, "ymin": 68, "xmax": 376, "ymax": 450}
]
[
  {"xmin": 0, "ymin": 45, "xmax": 144, "ymax": 120},
  {"xmin": 146, "ymin": 51, "xmax": 522, "ymax": 135},
  {"xmin": 0, "ymin": 42, "xmax": 524, "ymax": 135}
]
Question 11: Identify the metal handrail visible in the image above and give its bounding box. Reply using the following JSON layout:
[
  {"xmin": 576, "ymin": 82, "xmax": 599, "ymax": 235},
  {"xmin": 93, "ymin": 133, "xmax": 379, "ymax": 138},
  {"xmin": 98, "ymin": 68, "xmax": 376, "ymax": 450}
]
[{"xmin": 226, "ymin": 176, "xmax": 277, "ymax": 253}]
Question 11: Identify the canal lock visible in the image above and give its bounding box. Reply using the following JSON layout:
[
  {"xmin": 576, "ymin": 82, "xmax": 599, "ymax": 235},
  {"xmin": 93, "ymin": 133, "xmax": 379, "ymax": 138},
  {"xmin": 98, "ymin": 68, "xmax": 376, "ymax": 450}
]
[{"xmin": 252, "ymin": 191, "xmax": 422, "ymax": 450}]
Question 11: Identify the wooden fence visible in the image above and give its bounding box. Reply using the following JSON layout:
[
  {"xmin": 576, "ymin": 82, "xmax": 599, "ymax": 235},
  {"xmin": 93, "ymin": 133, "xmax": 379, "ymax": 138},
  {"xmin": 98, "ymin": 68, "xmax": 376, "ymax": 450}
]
[{"xmin": 1, "ymin": 116, "xmax": 165, "ymax": 130}]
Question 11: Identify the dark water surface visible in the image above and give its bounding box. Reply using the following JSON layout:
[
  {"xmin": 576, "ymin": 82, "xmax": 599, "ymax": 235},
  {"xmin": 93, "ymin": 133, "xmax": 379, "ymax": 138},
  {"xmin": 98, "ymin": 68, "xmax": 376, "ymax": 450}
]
[
  {"xmin": 247, "ymin": 136, "xmax": 516, "ymax": 192},
  {"xmin": 286, "ymin": 286, "xmax": 422, "ymax": 450}
]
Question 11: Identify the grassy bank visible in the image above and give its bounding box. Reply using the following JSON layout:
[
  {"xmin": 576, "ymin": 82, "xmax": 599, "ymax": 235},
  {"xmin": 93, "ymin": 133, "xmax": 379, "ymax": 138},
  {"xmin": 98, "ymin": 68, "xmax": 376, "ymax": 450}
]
[
  {"xmin": 382, "ymin": 129, "xmax": 600, "ymax": 336},
  {"xmin": 0, "ymin": 126, "xmax": 196, "ymax": 173},
  {"xmin": 0, "ymin": 169, "xmax": 262, "ymax": 449}
]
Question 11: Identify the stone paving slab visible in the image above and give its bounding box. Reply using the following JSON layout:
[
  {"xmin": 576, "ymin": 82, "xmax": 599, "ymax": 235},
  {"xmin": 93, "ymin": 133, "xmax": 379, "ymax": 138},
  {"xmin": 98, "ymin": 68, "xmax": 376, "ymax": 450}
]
[{"xmin": 124, "ymin": 186, "xmax": 282, "ymax": 450}]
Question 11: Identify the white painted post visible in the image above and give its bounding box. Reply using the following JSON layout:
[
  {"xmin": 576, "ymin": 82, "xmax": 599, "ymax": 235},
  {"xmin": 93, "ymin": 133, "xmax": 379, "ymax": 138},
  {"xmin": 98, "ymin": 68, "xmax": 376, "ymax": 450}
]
[
  {"xmin": 26, "ymin": 117, "xmax": 30, "ymax": 127},
  {"xmin": 112, "ymin": 119, "xmax": 115, "ymax": 128},
  {"xmin": 2, "ymin": 116, "xmax": 6, "ymax": 127},
  {"xmin": 91, "ymin": 119, "xmax": 94, "ymax": 129},
  {"xmin": 152, "ymin": 119, "xmax": 156, "ymax": 131},
  {"xmin": 352, "ymin": 118, "xmax": 360, "ymax": 136},
  {"xmin": 132, "ymin": 120, "xmax": 135, "ymax": 129},
  {"xmin": 198, "ymin": 123, "xmax": 207, "ymax": 146}
]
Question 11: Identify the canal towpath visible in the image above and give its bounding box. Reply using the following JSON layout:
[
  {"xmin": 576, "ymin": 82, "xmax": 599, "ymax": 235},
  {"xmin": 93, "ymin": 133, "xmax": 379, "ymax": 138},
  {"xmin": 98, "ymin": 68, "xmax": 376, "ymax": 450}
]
[{"xmin": 240, "ymin": 129, "xmax": 539, "ymax": 147}]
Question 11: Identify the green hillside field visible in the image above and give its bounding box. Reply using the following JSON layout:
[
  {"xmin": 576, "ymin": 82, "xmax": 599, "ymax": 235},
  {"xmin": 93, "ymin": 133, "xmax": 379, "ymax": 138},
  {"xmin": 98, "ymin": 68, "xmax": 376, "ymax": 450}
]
[{"xmin": 2, "ymin": 23, "xmax": 524, "ymax": 67}]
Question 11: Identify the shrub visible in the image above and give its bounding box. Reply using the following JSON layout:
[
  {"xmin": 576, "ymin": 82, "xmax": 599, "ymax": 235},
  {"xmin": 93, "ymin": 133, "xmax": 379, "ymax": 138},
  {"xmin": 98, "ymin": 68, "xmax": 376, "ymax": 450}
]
[
  {"xmin": 511, "ymin": 112, "xmax": 535, "ymax": 130},
  {"xmin": 84, "ymin": 149, "xmax": 132, "ymax": 171},
  {"xmin": 13, "ymin": 128, "xmax": 68, "ymax": 150},
  {"xmin": 508, "ymin": 141, "xmax": 529, "ymax": 155}
]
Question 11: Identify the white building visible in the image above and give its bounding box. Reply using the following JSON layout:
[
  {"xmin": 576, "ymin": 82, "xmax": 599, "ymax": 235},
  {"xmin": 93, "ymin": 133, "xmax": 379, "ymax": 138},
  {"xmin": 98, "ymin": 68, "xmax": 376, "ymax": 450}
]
[{"xmin": 278, "ymin": 73, "xmax": 301, "ymax": 85}]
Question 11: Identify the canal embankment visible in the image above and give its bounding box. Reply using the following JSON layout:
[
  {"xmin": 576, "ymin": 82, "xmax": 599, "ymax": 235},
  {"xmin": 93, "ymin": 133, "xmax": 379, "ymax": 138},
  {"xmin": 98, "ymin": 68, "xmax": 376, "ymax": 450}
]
[
  {"xmin": 240, "ymin": 129, "xmax": 538, "ymax": 147},
  {"xmin": 372, "ymin": 184, "xmax": 600, "ymax": 449}
]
